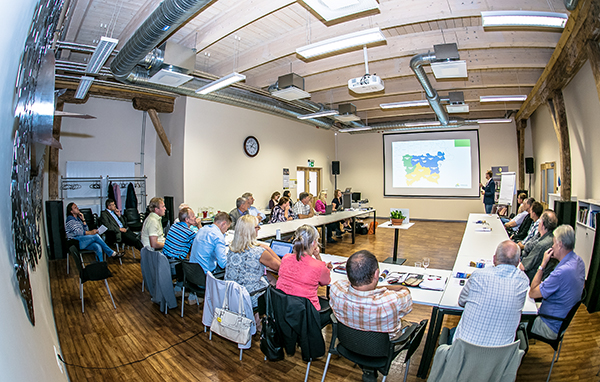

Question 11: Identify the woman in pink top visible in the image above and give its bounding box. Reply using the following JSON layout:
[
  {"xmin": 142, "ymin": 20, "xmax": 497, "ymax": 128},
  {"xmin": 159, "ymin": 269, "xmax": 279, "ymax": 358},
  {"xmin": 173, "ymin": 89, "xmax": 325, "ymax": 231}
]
[
  {"xmin": 314, "ymin": 191, "xmax": 327, "ymax": 214},
  {"xmin": 276, "ymin": 225, "xmax": 333, "ymax": 326}
]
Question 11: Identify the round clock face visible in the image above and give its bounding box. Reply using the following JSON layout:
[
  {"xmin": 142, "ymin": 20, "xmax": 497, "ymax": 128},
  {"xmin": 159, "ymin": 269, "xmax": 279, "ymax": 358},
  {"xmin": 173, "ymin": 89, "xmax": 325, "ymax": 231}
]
[{"xmin": 244, "ymin": 136, "xmax": 259, "ymax": 157}]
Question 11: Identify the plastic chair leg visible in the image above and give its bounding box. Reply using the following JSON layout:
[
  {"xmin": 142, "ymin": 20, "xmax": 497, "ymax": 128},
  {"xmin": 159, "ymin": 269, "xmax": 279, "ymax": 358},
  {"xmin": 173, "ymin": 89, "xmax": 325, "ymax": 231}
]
[
  {"xmin": 80, "ymin": 282, "xmax": 84, "ymax": 313},
  {"xmin": 555, "ymin": 338, "xmax": 564, "ymax": 362},
  {"xmin": 141, "ymin": 280, "xmax": 144, "ymax": 293},
  {"xmin": 239, "ymin": 349, "xmax": 243, "ymax": 361},
  {"xmin": 304, "ymin": 361, "xmax": 311, "ymax": 382},
  {"xmin": 402, "ymin": 358, "xmax": 410, "ymax": 382},
  {"xmin": 547, "ymin": 349, "xmax": 558, "ymax": 382},
  {"xmin": 181, "ymin": 286, "xmax": 186, "ymax": 317},
  {"xmin": 104, "ymin": 280, "xmax": 117, "ymax": 309},
  {"xmin": 320, "ymin": 353, "xmax": 332, "ymax": 382}
]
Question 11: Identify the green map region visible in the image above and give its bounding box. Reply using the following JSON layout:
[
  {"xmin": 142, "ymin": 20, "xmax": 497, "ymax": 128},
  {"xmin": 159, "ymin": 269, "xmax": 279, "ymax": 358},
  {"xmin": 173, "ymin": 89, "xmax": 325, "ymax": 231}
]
[{"xmin": 402, "ymin": 151, "xmax": 446, "ymax": 185}]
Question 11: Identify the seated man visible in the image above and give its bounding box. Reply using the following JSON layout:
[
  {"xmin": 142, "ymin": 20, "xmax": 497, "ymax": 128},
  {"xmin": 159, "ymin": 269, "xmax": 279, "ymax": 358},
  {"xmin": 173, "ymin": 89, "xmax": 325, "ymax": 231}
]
[
  {"xmin": 529, "ymin": 225, "xmax": 585, "ymax": 339},
  {"xmin": 500, "ymin": 192, "xmax": 527, "ymax": 223},
  {"xmin": 330, "ymin": 250, "xmax": 413, "ymax": 382},
  {"xmin": 517, "ymin": 201, "xmax": 543, "ymax": 250},
  {"xmin": 65, "ymin": 202, "xmax": 122, "ymax": 262},
  {"xmin": 163, "ymin": 207, "xmax": 198, "ymax": 261},
  {"xmin": 505, "ymin": 197, "xmax": 533, "ymax": 232},
  {"xmin": 242, "ymin": 192, "xmax": 266, "ymax": 222},
  {"xmin": 293, "ymin": 192, "xmax": 315, "ymax": 219},
  {"xmin": 452, "ymin": 240, "xmax": 529, "ymax": 346},
  {"xmin": 141, "ymin": 197, "xmax": 167, "ymax": 250},
  {"xmin": 519, "ymin": 210, "xmax": 558, "ymax": 283},
  {"xmin": 511, "ymin": 198, "xmax": 535, "ymax": 242},
  {"xmin": 190, "ymin": 212, "xmax": 232, "ymax": 275},
  {"xmin": 229, "ymin": 196, "xmax": 249, "ymax": 230},
  {"xmin": 174, "ymin": 203, "xmax": 201, "ymax": 231},
  {"xmin": 98, "ymin": 198, "xmax": 143, "ymax": 251}
]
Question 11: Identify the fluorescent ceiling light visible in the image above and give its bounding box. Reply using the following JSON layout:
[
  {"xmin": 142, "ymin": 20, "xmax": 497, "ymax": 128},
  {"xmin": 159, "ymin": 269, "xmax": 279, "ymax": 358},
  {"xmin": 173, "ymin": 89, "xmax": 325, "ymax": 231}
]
[
  {"xmin": 477, "ymin": 118, "xmax": 513, "ymax": 124},
  {"xmin": 404, "ymin": 121, "xmax": 441, "ymax": 128},
  {"xmin": 271, "ymin": 87, "xmax": 311, "ymax": 101},
  {"xmin": 446, "ymin": 104, "xmax": 469, "ymax": 113},
  {"xmin": 380, "ymin": 100, "xmax": 429, "ymax": 109},
  {"xmin": 86, "ymin": 36, "xmax": 118, "ymax": 74},
  {"xmin": 195, "ymin": 72, "xmax": 246, "ymax": 95},
  {"xmin": 481, "ymin": 11, "xmax": 568, "ymax": 28},
  {"xmin": 74, "ymin": 76, "xmax": 94, "ymax": 99},
  {"xmin": 480, "ymin": 95, "xmax": 527, "ymax": 103},
  {"xmin": 431, "ymin": 60, "xmax": 468, "ymax": 79},
  {"xmin": 334, "ymin": 114, "xmax": 362, "ymax": 122},
  {"xmin": 148, "ymin": 69, "xmax": 193, "ymax": 87},
  {"xmin": 301, "ymin": 0, "xmax": 379, "ymax": 21},
  {"xmin": 297, "ymin": 110, "xmax": 339, "ymax": 120},
  {"xmin": 296, "ymin": 27, "xmax": 386, "ymax": 59},
  {"xmin": 339, "ymin": 126, "xmax": 372, "ymax": 132}
]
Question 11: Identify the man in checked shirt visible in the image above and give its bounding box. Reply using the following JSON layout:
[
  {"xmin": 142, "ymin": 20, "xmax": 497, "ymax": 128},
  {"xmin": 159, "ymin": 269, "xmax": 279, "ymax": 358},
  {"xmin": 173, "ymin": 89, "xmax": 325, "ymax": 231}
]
[{"xmin": 329, "ymin": 250, "xmax": 413, "ymax": 382}]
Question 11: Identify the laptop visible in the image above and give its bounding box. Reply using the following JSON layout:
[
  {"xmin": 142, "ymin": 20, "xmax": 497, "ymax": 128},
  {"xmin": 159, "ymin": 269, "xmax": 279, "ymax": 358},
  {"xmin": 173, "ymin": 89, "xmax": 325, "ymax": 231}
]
[
  {"xmin": 324, "ymin": 204, "xmax": 333, "ymax": 215},
  {"xmin": 270, "ymin": 240, "xmax": 294, "ymax": 258}
]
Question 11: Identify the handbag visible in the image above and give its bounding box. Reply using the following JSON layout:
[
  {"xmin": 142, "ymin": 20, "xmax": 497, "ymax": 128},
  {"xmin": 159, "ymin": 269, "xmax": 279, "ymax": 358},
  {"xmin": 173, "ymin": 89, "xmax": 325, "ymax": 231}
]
[
  {"xmin": 260, "ymin": 288, "xmax": 284, "ymax": 361},
  {"xmin": 211, "ymin": 283, "xmax": 253, "ymax": 344}
]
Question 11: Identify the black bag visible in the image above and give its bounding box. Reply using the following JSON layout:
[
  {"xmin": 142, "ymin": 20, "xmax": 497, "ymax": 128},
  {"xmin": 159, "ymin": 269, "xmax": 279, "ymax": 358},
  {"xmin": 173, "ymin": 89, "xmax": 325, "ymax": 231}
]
[{"xmin": 260, "ymin": 288, "xmax": 285, "ymax": 361}]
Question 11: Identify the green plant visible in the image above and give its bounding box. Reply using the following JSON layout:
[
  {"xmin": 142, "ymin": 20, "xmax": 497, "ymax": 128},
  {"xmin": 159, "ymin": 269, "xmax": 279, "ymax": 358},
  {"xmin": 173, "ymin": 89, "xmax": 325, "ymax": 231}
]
[{"xmin": 390, "ymin": 210, "xmax": 405, "ymax": 220}]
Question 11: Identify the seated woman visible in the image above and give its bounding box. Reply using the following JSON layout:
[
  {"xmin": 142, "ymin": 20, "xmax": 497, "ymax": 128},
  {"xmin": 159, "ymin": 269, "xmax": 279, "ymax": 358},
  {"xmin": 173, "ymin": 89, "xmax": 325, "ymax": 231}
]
[
  {"xmin": 276, "ymin": 225, "xmax": 333, "ymax": 326},
  {"xmin": 269, "ymin": 196, "xmax": 294, "ymax": 223},
  {"xmin": 332, "ymin": 189, "xmax": 351, "ymax": 234},
  {"xmin": 268, "ymin": 191, "xmax": 281, "ymax": 210},
  {"xmin": 65, "ymin": 202, "xmax": 123, "ymax": 262},
  {"xmin": 314, "ymin": 191, "xmax": 328, "ymax": 214},
  {"xmin": 225, "ymin": 215, "xmax": 281, "ymax": 321}
]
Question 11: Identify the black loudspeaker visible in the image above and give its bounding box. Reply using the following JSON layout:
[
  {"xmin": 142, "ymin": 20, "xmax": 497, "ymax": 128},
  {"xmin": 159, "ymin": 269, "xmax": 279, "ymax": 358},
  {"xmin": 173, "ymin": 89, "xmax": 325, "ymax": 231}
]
[
  {"xmin": 164, "ymin": 196, "xmax": 174, "ymax": 224},
  {"xmin": 525, "ymin": 157, "xmax": 534, "ymax": 174},
  {"xmin": 45, "ymin": 200, "xmax": 67, "ymax": 260},
  {"xmin": 554, "ymin": 200, "xmax": 577, "ymax": 229},
  {"xmin": 332, "ymin": 161, "xmax": 340, "ymax": 175}
]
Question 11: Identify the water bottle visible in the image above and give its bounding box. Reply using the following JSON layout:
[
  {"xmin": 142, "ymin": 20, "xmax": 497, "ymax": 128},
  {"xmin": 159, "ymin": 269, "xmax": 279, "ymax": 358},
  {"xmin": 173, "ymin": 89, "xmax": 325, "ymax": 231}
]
[
  {"xmin": 276, "ymin": 229, "xmax": 281, "ymax": 240},
  {"xmin": 379, "ymin": 269, "xmax": 389, "ymax": 282}
]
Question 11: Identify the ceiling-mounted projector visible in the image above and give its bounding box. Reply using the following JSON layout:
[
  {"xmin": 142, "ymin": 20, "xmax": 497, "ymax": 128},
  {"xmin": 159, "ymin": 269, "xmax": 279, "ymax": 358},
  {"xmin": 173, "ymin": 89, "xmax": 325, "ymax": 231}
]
[{"xmin": 348, "ymin": 74, "xmax": 384, "ymax": 93}]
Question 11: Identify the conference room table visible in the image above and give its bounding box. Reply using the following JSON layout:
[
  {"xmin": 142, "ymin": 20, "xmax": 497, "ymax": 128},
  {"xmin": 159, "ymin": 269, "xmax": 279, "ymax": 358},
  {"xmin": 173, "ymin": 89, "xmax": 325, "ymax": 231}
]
[
  {"xmin": 256, "ymin": 208, "xmax": 377, "ymax": 250},
  {"xmin": 415, "ymin": 213, "xmax": 539, "ymax": 378}
]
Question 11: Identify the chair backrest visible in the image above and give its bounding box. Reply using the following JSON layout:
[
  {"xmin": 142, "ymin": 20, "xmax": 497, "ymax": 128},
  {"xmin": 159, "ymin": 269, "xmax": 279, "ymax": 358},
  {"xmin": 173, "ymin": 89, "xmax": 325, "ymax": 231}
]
[
  {"xmin": 557, "ymin": 298, "xmax": 583, "ymax": 339},
  {"xmin": 337, "ymin": 320, "xmax": 391, "ymax": 357},
  {"xmin": 404, "ymin": 319, "xmax": 429, "ymax": 362},
  {"xmin": 80, "ymin": 208, "xmax": 97, "ymax": 230},
  {"xmin": 182, "ymin": 261, "xmax": 207, "ymax": 288},
  {"xmin": 124, "ymin": 208, "xmax": 141, "ymax": 224}
]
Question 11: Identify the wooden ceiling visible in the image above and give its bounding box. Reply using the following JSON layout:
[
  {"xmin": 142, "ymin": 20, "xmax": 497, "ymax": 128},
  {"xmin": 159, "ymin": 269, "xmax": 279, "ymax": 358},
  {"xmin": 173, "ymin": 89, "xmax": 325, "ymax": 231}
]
[{"xmin": 58, "ymin": 0, "xmax": 569, "ymax": 125}]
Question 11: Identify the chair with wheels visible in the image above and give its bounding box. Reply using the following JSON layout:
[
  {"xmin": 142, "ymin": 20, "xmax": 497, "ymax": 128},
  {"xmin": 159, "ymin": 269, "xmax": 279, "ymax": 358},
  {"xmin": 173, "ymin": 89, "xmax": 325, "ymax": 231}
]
[
  {"xmin": 180, "ymin": 261, "xmax": 207, "ymax": 317},
  {"xmin": 70, "ymin": 245, "xmax": 116, "ymax": 313},
  {"xmin": 527, "ymin": 293, "xmax": 584, "ymax": 382},
  {"xmin": 321, "ymin": 317, "xmax": 428, "ymax": 382}
]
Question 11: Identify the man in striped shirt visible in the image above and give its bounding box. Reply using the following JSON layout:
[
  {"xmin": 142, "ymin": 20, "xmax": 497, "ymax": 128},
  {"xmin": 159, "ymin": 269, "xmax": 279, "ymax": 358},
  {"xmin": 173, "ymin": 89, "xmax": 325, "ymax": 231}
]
[
  {"xmin": 162, "ymin": 207, "xmax": 198, "ymax": 296},
  {"xmin": 330, "ymin": 250, "xmax": 413, "ymax": 382}
]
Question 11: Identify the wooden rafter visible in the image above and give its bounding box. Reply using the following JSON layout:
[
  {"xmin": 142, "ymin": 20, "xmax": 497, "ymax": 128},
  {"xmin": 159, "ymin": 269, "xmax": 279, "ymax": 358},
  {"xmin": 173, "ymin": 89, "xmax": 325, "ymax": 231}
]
[{"xmin": 547, "ymin": 90, "xmax": 571, "ymax": 201}]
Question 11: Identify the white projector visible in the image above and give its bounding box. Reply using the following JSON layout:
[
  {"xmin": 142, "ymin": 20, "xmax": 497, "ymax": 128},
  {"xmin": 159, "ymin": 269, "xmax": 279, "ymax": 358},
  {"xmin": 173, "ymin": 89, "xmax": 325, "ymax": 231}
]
[{"xmin": 348, "ymin": 74, "xmax": 384, "ymax": 93}]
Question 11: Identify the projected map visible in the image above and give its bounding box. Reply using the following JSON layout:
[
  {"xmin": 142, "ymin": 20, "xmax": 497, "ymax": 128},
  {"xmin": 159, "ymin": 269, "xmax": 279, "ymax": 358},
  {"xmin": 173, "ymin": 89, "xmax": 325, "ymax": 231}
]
[{"xmin": 403, "ymin": 152, "xmax": 445, "ymax": 185}]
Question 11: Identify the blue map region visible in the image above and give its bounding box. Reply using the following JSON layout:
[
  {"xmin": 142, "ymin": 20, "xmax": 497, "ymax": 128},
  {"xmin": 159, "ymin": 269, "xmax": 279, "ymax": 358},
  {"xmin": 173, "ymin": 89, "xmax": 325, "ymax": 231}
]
[{"xmin": 410, "ymin": 151, "xmax": 445, "ymax": 171}]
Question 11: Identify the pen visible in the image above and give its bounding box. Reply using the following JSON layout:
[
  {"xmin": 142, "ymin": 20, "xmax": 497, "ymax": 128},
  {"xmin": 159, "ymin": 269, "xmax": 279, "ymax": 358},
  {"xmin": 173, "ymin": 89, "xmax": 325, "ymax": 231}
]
[{"xmin": 332, "ymin": 261, "xmax": 346, "ymax": 265}]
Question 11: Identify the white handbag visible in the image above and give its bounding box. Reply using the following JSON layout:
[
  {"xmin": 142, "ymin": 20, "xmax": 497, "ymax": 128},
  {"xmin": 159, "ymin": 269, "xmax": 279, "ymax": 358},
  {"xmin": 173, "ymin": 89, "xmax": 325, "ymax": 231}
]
[{"xmin": 211, "ymin": 283, "xmax": 253, "ymax": 344}]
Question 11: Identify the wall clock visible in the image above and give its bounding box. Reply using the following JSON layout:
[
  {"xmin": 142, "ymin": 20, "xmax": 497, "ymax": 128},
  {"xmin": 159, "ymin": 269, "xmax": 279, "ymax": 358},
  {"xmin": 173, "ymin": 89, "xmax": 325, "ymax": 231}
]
[{"xmin": 244, "ymin": 136, "xmax": 260, "ymax": 157}]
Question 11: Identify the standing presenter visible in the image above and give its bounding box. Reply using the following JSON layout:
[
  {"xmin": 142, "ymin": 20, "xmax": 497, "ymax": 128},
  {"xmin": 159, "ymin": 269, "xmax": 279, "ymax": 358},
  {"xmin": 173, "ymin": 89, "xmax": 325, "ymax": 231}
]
[{"xmin": 480, "ymin": 170, "xmax": 495, "ymax": 214}]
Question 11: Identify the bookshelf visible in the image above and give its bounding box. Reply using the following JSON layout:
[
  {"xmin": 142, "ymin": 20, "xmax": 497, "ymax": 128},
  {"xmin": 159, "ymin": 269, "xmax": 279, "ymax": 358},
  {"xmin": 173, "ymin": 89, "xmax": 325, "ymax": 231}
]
[{"xmin": 576, "ymin": 199, "xmax": 600, "ymax": 277}]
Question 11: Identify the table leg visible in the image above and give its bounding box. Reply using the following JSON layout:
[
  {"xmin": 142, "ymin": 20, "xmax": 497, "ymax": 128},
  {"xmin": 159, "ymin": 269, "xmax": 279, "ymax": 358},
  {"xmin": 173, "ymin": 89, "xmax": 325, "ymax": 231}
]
[
  {"xmin": 373, "ymin": 210, "xmax": 376, "ymax": 233},
  {"xmin": 320, "ymin": 224, "xmax": 327, "ymax": 251},
  {"xmin": 351, "ymin": 216, "xmax": 356, "ymax": 244},
  {"xmin": 417, "ymin": 307, "xmax": 445, "ymax": 379},
  {"xmin": 393, "ymin": 229, "xmax": 399, "ymax": 262}
]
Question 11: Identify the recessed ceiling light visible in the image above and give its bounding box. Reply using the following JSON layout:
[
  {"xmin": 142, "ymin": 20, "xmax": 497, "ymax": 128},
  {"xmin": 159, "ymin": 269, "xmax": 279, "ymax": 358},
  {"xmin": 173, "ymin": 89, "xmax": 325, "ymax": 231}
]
[
  {"xmin": 149, "ymin": 69, "xmax": 194, "ymax": 87},
  {"xmin": 430, "ymin": 60, "xmax": 468, "ymax": 79},
  {"xmin": 301, "ymin": 0, "xmax": 379, "ymax": 21}
]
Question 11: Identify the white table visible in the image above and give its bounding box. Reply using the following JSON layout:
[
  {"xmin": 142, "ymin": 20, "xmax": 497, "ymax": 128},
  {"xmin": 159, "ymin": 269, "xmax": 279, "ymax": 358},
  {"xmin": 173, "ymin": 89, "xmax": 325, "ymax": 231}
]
[
  {"xmin": 321, "ymin": 254, "xmax": 451, "ymax": 307},
  {"xmin": 378, "ymin": 221, "xmax": 415, "ymax": 265},
  {"xmin": 257, "ymin": 208, "xmax": 377, "ymax": 250},
  {"xmin": 417, "ymin": 213, "xmax": 539, "ymax": 377}
]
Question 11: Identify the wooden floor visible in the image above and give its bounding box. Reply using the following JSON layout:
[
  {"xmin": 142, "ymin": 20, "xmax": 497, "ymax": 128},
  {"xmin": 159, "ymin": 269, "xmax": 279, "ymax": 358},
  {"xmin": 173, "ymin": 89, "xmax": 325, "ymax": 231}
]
[{"xmin": 49, "ymin": 219, "xmax": 600, "ymax": 381}]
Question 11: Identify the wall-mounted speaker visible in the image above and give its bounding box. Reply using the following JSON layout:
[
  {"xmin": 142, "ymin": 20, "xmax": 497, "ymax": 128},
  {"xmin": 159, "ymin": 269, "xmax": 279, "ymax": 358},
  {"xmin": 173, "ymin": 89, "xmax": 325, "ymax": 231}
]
[
  {"xmin": 525, "ymin": 157, "xmax": 534, "ymax": 174},
  {"xmin": 332, "ymin": 161, "xmax": 340, "ymax": 175}
]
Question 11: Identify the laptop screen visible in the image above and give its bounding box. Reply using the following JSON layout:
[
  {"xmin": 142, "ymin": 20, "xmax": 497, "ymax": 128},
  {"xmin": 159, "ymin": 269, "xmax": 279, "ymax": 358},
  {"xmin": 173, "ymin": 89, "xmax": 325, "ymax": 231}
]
[{"xmin": 270, "ymin": 240, "xmax": 294, "ymax": 258}]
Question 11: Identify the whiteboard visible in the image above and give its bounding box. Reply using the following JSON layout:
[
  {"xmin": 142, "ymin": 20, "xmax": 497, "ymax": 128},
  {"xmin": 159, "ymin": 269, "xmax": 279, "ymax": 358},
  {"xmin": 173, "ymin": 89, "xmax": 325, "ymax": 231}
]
[{"xmin": 498, "ymin": 172, "xmax": 516, "ymax": 205}]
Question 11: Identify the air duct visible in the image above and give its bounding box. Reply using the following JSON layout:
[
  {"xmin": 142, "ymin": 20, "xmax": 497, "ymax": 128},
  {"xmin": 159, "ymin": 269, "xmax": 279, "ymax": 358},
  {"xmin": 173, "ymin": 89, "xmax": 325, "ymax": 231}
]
[
  {"xmin": 564, "ymin": 0, "xmax": 578, "ymax": 10},
  {"xmin": 410, "ymin": 52, "xmax": 449, "ymax": 125}
]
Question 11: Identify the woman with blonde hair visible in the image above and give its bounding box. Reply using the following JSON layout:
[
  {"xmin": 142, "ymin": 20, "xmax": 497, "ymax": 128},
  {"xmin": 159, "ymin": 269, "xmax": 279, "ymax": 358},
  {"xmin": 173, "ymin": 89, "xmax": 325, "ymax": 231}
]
[
  {"xmin": 226, "ymin": 215, "xmax": 281, "ymax": 311},
  {"xmin": 276, "ymin": 224, "xmax": 333, "ymax": 325},
  {"xmin": 314, "ymin": 190, "xmax": 328, "ymax": 214}
]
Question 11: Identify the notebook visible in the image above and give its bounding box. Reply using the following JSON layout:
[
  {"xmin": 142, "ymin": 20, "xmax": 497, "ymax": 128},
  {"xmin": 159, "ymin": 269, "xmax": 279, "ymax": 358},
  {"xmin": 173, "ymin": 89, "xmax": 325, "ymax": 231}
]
[{"xmin": 270, "ymin": 240, "xmax": 294, "ymax": 258}]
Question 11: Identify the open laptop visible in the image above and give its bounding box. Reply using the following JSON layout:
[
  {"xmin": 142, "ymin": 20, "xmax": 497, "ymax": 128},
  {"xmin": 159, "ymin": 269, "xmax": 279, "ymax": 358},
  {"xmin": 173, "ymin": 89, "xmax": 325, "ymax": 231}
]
[
  {"xmin": 270, "ymin": 240, "xmax": 294, "ymax": 258},
  {"xmin": 324, "ymin": 204, "xmax": 333, "ymax": 215}
]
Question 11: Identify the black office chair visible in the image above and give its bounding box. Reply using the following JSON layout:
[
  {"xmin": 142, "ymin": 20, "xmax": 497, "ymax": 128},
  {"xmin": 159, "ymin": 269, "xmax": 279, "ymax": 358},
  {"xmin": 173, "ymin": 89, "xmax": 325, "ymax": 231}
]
[
  {"xmin": 321, "ymin": 317, "xmax": 428, "ymax": 382},
  {"xmin": 65, "ymin": 238, "xmax": 97, "ymax": 274},
  {"xmin": 123, "ymin": 208, "xmax": 143, "ymax": 232},
  {"xmin": 70, "ymin": 245, "xmax": 116, "ymax": 313},
  {"xmin": 180, "ymin": 261, "xmax": 207, "ymax": 317},
  {"xmin": 79, "ymin": 208, "xmax": 98, "ymax": 230},
  {"xmin": 527, "ymin": 292, "xmax": 585, "ymax": 382}
]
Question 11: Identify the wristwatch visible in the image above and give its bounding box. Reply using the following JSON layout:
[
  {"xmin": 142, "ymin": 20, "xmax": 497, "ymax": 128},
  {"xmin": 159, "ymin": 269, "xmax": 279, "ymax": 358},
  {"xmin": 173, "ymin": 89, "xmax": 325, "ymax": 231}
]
[{"xmin": 538, "ymin": 265, "xmax": 544, "ymax": 272}]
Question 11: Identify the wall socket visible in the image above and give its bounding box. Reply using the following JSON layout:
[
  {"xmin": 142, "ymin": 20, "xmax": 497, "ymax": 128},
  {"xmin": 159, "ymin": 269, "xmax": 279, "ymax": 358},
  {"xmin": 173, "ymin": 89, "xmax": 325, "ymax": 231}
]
[{"xmin": 54, "ymin": 345, "xmax": 64, "ymax": 374}]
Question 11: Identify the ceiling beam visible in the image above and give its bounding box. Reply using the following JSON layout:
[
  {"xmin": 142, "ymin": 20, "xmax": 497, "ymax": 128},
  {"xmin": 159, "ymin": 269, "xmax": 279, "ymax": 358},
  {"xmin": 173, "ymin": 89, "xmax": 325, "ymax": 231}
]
[{"xmin": 516, "ymin": 0, "xmax": 600, "ymax": 120}]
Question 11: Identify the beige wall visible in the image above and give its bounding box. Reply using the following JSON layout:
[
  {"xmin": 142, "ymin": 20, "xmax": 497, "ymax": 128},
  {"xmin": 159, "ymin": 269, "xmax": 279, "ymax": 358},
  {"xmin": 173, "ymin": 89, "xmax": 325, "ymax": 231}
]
[
  {"xmin": 337, "ymin": 123, "xmax": 519, "ymax": 221},
  {"xmin": 529, "ymin": 61, "xmax": 600, "ymax": 202},
  {"xmin": 182, "ymin": 97, "xmax": 336, "ymax": 212}
]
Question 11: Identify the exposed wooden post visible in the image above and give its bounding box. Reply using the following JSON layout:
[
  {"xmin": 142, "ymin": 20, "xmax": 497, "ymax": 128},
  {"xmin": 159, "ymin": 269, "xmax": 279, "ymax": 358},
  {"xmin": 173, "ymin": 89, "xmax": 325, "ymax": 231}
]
[
  {"xmin": 147, "ymin": 108, "xmax": 171, "ymax": 156},
  {"xmin": 48, "ymin": 101, "xmax": 64, "ymax": 200},
  {"xmin": 516, "ymin": 119, "xmax": 526, "ymax": 191},
  {"xmin": 586, "ymin": 40, "xmax": 600, "ymax": 104},
  {"xmin": 547, "ymin": 90, "xmax": 571, "ymax": 201}
]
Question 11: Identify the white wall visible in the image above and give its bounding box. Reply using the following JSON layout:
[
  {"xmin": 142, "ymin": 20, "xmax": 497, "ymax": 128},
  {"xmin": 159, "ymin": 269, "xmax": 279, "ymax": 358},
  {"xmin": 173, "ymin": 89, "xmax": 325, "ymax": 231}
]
[
  {"xmin": 60, "ymin": 97, "xmax": 158, "ymax": 203},
  {"xmin": 529, "ymin": 60, "xmax": 600, "ymax": 202},
  {"xmin": 182, "ymin": 98, "xmax": 336, "ymax": 211},
  {"xmin": 0, "ymin": 1, "xmax": 69, "ymax": 380},
  {"xmin": 337, "ymin": 123, "xmax": 519, "ymax": 220}
]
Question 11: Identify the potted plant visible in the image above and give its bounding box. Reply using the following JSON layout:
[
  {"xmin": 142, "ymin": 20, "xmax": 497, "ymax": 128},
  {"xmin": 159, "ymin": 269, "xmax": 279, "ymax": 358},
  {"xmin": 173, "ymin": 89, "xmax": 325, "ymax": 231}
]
[{"xmin": 390, "ymin": 210, "xmax": 406, "ymax": 225}]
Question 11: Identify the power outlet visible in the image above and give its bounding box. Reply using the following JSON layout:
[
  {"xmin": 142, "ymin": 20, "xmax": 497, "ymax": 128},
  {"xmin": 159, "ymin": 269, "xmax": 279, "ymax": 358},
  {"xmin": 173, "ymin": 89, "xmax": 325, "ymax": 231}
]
[{"xmin": 54, "ymin": 346, "xmax": 64, "ymax": 373}]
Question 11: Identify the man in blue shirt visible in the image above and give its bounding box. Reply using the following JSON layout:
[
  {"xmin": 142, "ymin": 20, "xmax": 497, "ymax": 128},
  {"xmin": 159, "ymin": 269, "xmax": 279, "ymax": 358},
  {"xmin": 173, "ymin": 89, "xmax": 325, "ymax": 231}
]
[
  {"xmin": 190, "ymin": 212, "xmax": 232, "ymax": 276},
  {"xmin": 529, "ymin": 224, "xmax": 585, "ymax": 339},
  {"xmin": 98, "ymin": 199, "xmax": 143, "ymax": 250}
]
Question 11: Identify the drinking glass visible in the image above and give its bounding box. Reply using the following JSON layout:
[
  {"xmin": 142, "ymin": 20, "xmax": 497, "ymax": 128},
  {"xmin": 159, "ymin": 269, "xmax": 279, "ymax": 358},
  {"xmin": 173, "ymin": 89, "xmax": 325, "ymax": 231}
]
[
  {"xmin": 414, "ymin": 262, "xmax": 422, "ymax": 269},
  {"xmin": 423, "ymin": 257, "xmax": 430, "ymax": 271}
]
